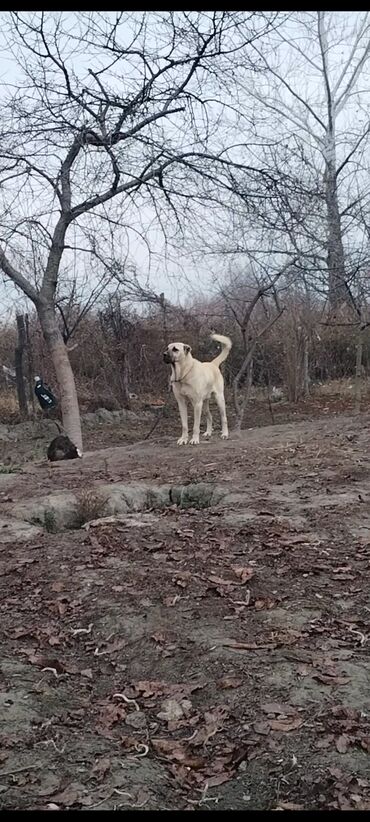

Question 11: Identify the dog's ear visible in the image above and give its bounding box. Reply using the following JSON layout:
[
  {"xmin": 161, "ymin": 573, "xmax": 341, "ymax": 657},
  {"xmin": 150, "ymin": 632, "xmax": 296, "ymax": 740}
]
[{"xmin": 184, "ymin": 344, "xmax": 191, "ymax": 355}]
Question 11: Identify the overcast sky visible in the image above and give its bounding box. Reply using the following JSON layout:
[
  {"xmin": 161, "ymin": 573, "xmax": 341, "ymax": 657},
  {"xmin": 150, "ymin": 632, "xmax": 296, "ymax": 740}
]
[{"xmin": 0, "ymin": 11, "xmax": 369, "ymax": 322}]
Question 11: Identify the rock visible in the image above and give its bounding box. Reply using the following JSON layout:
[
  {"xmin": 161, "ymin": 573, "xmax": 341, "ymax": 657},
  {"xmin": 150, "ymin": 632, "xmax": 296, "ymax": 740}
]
[
  {"xmin": 11, "ymin": 492, "xmax": 78, "ymax": 531},
  {"xmin": 7, "ymin": 482, "xmax": 224, "ymax": 532},
  {"xmin": 0, "ymin": 517, "xmax": 42, "ymax": 543},
  {"xmin": 3, "ymin": 406, "xmax": 144, "ymax": 441},
  {"xmin": 81, "ymin": 413, "xmax": 97, "ymax": 429},
  {"xmin": 170, "ymin": 482, "xmax": 225, "ymax": 509},
  {"xmin": 0, "ymin": 689, "xmax": 40, "ymax": 728},
  {"xmin": 0, "ymin": 423, "xmax": 16, "ymax": 442},
  {"xmin": 95, "ymin": 408, "xmax": 114, "ymax": 424},
  {"xmin": 125, "ymin": 711, "xmax": 147, "ymax": 729},
  {"xmin": 13, "ymin": 420, "xmax": 58, "ymax": 439}
]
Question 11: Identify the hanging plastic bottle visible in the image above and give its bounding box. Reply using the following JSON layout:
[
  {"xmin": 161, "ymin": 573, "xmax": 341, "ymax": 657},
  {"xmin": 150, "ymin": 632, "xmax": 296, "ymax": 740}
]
[{"xmin": 34, "ymin": 376, "xmax": 57, "ymax": 410}]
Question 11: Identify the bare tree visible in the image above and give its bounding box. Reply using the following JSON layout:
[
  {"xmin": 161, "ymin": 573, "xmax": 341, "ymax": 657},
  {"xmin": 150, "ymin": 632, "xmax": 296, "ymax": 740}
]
[
  {"xmin": 247, "ymin": 11, "xmax": 370, "ymax": 308},
  {"xmin": 0, "ymin": 11, "xmax": 276, "ymax": 451},
  {"xmin": 220, "ymin": 260, "xmax": 292, "ymax": 430}
]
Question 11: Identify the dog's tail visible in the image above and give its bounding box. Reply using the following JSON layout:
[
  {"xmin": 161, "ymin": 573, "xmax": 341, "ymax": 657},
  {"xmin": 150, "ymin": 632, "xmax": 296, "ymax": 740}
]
[{"xmin": 210, "ymin": 333, "xmax": 232, "ymax": 367}]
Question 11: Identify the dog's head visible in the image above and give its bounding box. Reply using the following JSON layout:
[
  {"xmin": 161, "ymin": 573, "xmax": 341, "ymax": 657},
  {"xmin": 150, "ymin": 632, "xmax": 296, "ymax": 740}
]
[{"xmin": 163, "ymin": 342, "xmax": 192, "ymax": 365}]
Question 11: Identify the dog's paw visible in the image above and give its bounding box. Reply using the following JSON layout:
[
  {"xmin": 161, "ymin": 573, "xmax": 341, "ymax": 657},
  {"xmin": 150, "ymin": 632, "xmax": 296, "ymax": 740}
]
[
  {"xmin": 189, "ymin": 436, "xmax": 200, "ymax": 445},
  {"xmin": 177, "ymin": 437, "xmax": 188, "ymax": 446},
  {"xmin": 202, "ymin": 431, "xmax": 212, "ymax": 438},
  {"xmin": 221, "ymin": 432, "xmax": 229, "ymax": 440}
]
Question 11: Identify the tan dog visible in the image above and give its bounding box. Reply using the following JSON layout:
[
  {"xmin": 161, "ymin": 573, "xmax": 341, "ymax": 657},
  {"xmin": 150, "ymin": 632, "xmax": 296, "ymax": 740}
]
[{"xmin": 163, "ymin": 333, "xmax": 232, "ymax": 445}]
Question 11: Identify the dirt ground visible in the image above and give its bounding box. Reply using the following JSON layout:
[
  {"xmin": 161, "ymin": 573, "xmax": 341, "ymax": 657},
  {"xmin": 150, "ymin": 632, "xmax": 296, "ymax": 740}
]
[{"xmin": 2, "ymin": 406, "xmax": 370, "ymax": 810}]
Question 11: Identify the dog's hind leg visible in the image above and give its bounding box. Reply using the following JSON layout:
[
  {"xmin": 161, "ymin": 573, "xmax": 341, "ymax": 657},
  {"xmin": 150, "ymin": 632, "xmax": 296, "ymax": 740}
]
[
  {"xmin": 214, "ymin": 391, "xmax": 228, "ymax": 439},
  {"xmin": 177, "ymin": 397, "xmax": 189, "ymax": 445},
  {"xmin": 190, "ymin": 400, "xmax": 203, "ymax": 445},
  {"xmin": 203, "ymin": 399, "xmax": 213, "ymax": 438}
]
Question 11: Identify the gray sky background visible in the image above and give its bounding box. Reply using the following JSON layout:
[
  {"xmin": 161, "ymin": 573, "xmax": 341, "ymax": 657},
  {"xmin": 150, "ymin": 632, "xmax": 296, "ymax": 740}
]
[{"xmin": 0, "ymin": 11, "xmax": 369, "ymax": 323}]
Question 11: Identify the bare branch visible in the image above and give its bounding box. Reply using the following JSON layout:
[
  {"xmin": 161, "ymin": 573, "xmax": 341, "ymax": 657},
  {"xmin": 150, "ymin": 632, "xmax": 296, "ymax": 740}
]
[{"xmin": 0, "ymin": 246, "xmax": 38, "ymax": 303}]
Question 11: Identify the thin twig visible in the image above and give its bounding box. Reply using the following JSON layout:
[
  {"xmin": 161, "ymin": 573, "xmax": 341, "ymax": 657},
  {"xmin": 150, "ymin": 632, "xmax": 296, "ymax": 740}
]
[
  {"xmin": 0, "ymin": 764, "xmax": 42, "ymax": 778},
  {"xmin": 72, "ymin": 623, "xmax": 93, "ymax": 636},
  {"xmin": 144, "ymin": 390, "xmax": 171, "ymax": 440},
  {"xmin": 113, "ymin": 692, "xmax": 140, "ymax": 711}
]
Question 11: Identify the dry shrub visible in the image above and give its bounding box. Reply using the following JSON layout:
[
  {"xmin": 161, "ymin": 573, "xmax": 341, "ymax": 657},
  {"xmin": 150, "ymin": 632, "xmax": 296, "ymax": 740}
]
[
  {"xmin": 0, "ymin": 392, "xmax": 21, "ymax": 424},
  {"xmin": 75, "ymin": 488, "xmax": 108, "ymax": 527}
]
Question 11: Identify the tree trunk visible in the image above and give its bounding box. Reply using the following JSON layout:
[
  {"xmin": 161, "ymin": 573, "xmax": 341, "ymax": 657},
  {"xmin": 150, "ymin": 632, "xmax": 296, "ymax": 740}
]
[
  {"xmin": 302, "ymin": 331, "xmax": 310, "ymax": 399},
  {"xmin": 233, "ymin": 356, "xmax": 253, "ymax": 432},
  {"xmin": 354, "ymin": 326, "xmax": 364, "ymax": 414},
  {"xmin": 25, "ymin": 314, "xmax": 35, "ymax": 416},
  {"xmin": 324, "ymin": 136, "xmax": 348, "ymax": 309},
  {"xmin": 119, "ymin": 349, "xmax": 131, "ymax": 408},
  {"xmin": 15, "ymin": 314, "xmax": 28, "ymax": 419},
  {"xmin": 38, "ymin": 303, "xmax": 83, "ymax": 452}
]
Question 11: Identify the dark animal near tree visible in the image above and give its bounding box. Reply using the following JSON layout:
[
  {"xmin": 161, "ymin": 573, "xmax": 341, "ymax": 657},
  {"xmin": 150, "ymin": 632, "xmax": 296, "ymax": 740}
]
[{"xmin": 47, "ymin": 435, "xmax": 81, "ymax": 462}]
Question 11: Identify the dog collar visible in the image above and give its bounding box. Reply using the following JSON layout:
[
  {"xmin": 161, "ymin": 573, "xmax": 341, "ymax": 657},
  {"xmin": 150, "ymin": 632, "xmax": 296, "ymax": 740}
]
[{"xmin": 170, "ymin": 363, "xmax": 194, "ymax": 384}]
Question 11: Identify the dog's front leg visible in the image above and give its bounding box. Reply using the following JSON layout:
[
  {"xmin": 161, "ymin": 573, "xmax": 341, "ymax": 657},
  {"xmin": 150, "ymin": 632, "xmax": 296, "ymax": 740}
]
[
  {"xmin": 190, "ymin": 400, "xmax": 203, "ymax": 445},
  {"xmin": 177, "ymin": 397, "xmax": 189, "ymax": 445}
]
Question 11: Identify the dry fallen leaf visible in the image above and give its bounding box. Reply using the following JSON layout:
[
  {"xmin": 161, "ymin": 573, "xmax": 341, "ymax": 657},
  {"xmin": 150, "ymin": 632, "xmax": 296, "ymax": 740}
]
[
  {"xmin": 97, "ymin": 702, "xmax": 127, "ymax": 730},
  {"xmin": 80, "ymin": 668, "xmax": 93, "ymax": 679},
  {"xmin": 90, "ymin": 757, "xmax": 111, "ymax": 781},
  {"xmin": 297, "ymin": 663, "xmax": 311, "ymax": 677},
  {"xmin": 315, "ymin": 735, "xmax": 334, "ymax": 749},
  {"xmin": 24, "ymin": 653, "xmax": 66, "ymax": 674},
  {"xmin": 222, "ymin": 639, "xmax": 275, "ymax": 651},
  {"xmin": 162, "ymin": 595, "xmax": 180, "ymax": 607},
  {"xmin": 218, "ymin": 676, "xmax": 243, "ymax": 690},
  {"xmin": 96, "ymin": 637, "xmax": 127, "ymax": 655},
  {"xmin": 253, "ymin": 721, "xmax": 271, "ymax": 735},
  {"xmin": 335, "ymin": 734, "xmax": 350, "ymax": 754},
  {"xmin": 206, "ymin": 772, "xmax": 234, "ymax": 788},
  {"xmin": 254, "ymin": 597, "xmax": 275, "ymax": 610},
  {"xmin": 232, "ymin": 566, "xmax": 254, "ymax": 584},
  {"xmin": 261, "ymin": 702, "xmax": 298, "ymax": 716},
  {"xmin": 52, "ymin": 782, "xmax": 87, "ymax": 807},
  {"xmin": 10, "ymin": 626, "xmax": 34, "ymax": 639},
  {"xmin": 157, "ymin": 698, "xmax": 185, "ymax": 723},
  {"xmin": 208, "ymin": 575, "xmax": 233, "ymax": 587},
  {"xmin": 152, "ymin": 739, "xmax": 205, "ymax": 769},
  {"xmin": 192, "ymin": 707, "xmax": 228, "ymax": 746},
  {"xmin": 132, "ymin": 680, "xmax": 203, "ymax": 699},
  {"xmin": 275, "ymin": 802, "xmax": 305, "ymax": 811},
  {"xmin": 151, "ymin": 632, "xmax": 166, "ymax": 644},
  {"xmin": 314, "ymin": 674, "xmax": 350, "ymax": 686},
  {"xmin": 270, "ymin": 717, "xmax": 303, "ymax": 732},
  {"xmin": 51, "ymin": 581, "xmax": 65, "ymax": 592}
]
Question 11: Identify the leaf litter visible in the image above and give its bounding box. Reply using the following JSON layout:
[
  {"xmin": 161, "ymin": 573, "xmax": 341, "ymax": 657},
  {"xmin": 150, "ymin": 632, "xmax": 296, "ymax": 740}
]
[{"xmin": 3, "ymin": 417, "xmax": 370, "ymax": 809}]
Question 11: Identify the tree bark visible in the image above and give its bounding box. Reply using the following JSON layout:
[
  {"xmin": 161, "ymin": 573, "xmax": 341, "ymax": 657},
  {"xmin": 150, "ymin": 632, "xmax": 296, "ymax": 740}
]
[
  {"xmin": 38, "ymin": 303, "xmax": 83, "ymax": 452},
  {"xmin": 302, "ymin": 331, "xmax": 310, "ymax": 398},
  {"xmin": 119, "ymin": 349, "xmax": 131, "ymax": 409},
  {"xmin": 354, "ymin": 326, "xmax": 364, "ymax": 414},
  {"xmin": 324, "ymin": 138, "xmax": 348, "ymax": 309},
  {"xmin": 15, "ymin": 314, "xmax": 28, "ymax": 419},
  {"xmin": 233, "ymin": 354, "xmax": 254, "ymax": 432},
  {"xmin": 25, "ymin": 314, "xmax": 36, "ymax": 415}
]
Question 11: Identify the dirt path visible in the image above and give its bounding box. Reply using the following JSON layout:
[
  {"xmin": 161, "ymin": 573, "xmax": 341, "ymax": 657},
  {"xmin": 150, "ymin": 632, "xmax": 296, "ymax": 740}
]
[{"xmin": 1, "ymin": 412, "xmax": 370, "ymax": 810}]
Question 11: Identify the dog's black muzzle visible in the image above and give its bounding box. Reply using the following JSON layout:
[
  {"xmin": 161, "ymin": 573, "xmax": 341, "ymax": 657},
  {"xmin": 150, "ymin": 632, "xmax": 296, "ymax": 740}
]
[{"xmin": 163, "ymin": 351, "xmax": 172, "ymax": 364}]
